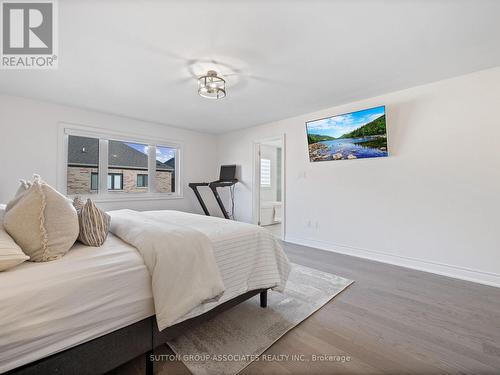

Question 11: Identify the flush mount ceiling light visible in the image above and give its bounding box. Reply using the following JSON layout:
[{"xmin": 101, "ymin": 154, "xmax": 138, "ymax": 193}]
[{"xmin": 198, "ymin": 70, "xmax": 226, "ymax": 99}]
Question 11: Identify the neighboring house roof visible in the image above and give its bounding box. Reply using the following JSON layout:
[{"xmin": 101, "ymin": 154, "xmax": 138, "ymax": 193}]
[
  {"xmin": 157, "ymin": 159, "xmax": 175, "ymax": 171},
  {"xmin": 68, "ymin": 135, "xmax": 174, "ymax": 171},
  {"xmin": 68, "ymin": 136, "xmax": 99, "ymax": 166},
  {"xmin": 109, "ymin": 140, "xmax": 148, "ymax": 169},
  {"xmin": 162, "ymin": 157, "xmax": 175, "ymax": 169}
]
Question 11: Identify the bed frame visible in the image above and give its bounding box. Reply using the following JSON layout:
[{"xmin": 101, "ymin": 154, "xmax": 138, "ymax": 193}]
[{"xmin": 7, "ymin": 289, "xmax": 268, "ymax": 375}]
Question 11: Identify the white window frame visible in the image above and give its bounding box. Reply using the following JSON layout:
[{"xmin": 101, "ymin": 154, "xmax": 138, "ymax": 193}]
[{"xmin": 58, "ymin": 122, "xmax": 183, "ymax": 202}]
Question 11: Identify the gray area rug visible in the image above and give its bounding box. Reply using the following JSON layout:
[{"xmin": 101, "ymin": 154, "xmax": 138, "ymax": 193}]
[{"xmin": 167, "ymin": 263, "xmax": 354, "ymax": 375}]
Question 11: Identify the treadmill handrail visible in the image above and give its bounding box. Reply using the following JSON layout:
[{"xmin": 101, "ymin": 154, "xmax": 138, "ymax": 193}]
[{"xmin": 189, "ymin": 179, "xmax": 238, "ymax": 219}]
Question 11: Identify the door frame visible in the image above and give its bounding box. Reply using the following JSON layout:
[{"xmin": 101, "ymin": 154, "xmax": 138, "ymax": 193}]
[{"xmin": 252, "ymin": 134, "xmax": 286, "ymax": 240}]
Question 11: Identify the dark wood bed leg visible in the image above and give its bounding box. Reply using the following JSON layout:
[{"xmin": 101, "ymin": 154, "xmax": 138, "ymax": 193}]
[
  {"xmin": 260, "ymin": 290, "xmax": 267, "ymax": 308},
  {"xmin": 145, "ymin": 349, "xmax": 154, "ymax": 375}
]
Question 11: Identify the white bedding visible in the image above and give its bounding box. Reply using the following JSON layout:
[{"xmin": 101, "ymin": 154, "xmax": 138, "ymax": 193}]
[
  {"xmin": 0, "ymin": 210, "xmax": 290, "ymax": 373},
  {"xmin": 0, "ymin": 234, "xmax": 154, "ymax": 374},
  {"xmin": 109, "ymin": 209, "xmax": 225, "ymax": 330},
  {"xmin": 122, "ymin": 210, "xmax": 291, "ymax": 325}
]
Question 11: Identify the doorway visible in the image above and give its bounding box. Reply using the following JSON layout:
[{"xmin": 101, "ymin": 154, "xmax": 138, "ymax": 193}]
[{"xmin": 253, "ymin": 136, "xmax": 285, "ymax": 240}]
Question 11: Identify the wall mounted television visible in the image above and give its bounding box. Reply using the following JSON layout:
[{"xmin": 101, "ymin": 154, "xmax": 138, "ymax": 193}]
[{"xmin": 306, "ymin": 105, "xmax": 388, "ymax": 162}]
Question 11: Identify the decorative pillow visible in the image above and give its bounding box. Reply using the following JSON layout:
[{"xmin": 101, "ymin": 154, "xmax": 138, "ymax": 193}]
[
  {"xmin": 5, "ymin": 180, "xmax": 32, "ymax": 211},
  {"xmin": 0, "ymin": 204, "xmax": 29, "ymax": 271},
  {"xmin": 73, "ymin": 197, "xmax": 110, "ymax": 247},
  {"xmin": 3, "ymin": 176, "xmax": 79, "ymax": 262}
]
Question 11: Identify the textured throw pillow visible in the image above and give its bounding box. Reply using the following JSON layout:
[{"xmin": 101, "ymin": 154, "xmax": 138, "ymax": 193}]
[
  {"xmin": 3, "ymin": 176, "xmax": 79, "ymax": 262},
  {"xmin": 5, "ymin": 180, "xmax": 32, "ymax": 211},
  {"xmin": 0, "ymin": 204, "xmax": 29, "ymax": 271},
  {"xmin": 73, "ymin": 197, "xmax": 110, "ymax": 247}
]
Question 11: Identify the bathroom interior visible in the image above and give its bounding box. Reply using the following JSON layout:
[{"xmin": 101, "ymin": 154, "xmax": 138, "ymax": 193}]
[{"xmin": 259, "ymin": 139, "xmax": 283, "ymax": 239}]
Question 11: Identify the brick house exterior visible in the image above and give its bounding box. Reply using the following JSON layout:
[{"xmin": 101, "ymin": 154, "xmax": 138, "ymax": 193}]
[
  {"xmin": 67, "ymin": 136, "xmax": 174, "ymax": 195},
  {"xmin": 67, "ymin": 166, "xmax": 99, "ymax": 195}
]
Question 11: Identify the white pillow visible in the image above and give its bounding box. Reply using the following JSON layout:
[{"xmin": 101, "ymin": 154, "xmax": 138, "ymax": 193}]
[
  {"xmin": 4, "ymin": 176, "xmax": 79, "ymax": 262},
  {"xmin": 0, "ymin": 205, "xmax": 29, "ymax": 271}
]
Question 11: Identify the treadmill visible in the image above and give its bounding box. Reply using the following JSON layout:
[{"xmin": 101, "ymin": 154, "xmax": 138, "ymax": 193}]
[{"xmin": 189, "ymin": 165, "xmax": 238, "ymax": 219}]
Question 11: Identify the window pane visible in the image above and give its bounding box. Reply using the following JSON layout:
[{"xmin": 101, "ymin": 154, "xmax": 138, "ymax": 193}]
[
  {"xmin": 260, "ymin": 158, "xmax": 271, "ymax": 187},
  {"xmin": 67, "ymin": 135, "xmax": 99, "ymax": 195},
  {"xmin": 108, "ymin": 140, "xmax": 148, "ymax": 193},
  {"xmin": 137, "ymin": 174, "xmax": 148, "ymax": 188},
  {"xmin": 107, "ymin": 173, "xmax": 123, "ymax": 190},
  {"xmin": 114, "ymin": 175, "xmax": 121, "ymax": 189},
  {"xmin": 91, "ymin": 173, "xmax": 99, "ymax": 191},
  {"xmin": 156, "ymin": 146, "xmax": 176, "ymax": 193}
]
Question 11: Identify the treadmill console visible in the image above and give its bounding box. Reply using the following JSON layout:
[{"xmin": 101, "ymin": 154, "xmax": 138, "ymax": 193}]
[{"xmin": 219, "ymin": 165, "xmax": 236, "ymax": 182}]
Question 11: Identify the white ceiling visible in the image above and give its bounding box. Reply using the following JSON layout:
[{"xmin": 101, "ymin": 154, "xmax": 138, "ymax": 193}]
[{"xmin": 1, "ymin": 0, "xmax": 500, "ymax": 134}]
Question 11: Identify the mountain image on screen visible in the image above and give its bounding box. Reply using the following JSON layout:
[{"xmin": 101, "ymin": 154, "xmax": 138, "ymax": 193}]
[{"xmin": 306, "ymin": 106, "xmax": 388, "ymax": 162}]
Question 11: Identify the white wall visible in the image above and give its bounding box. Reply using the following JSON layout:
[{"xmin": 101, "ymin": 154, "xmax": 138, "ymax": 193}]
[
  {"xmin": 217, "ymin": 67, "xmax": 500, "ymax": 287},
  {"xmin": 1, "ymin": 68, "xmax": 499, "ymax": 287},
  {"xmin": 0, "ymin": 95, "xmax": 220, "ymax": 214}
]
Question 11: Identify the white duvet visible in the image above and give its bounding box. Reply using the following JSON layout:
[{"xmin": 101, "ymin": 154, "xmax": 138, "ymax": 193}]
[
  {"xmin": 109, "ymin": 210, "xmax": 290, "ymax": 330},
  {"xmin": 109, "ymin": 209, "xmax": 225, "ymax": 330}
]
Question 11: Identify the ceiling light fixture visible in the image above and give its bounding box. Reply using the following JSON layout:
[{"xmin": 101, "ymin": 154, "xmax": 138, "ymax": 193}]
[{"xmin": 198, "ymin": 70, "xmax": 226, "ymax": 99}]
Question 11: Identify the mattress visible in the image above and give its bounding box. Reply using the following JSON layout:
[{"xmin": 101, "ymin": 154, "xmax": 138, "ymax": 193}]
[
  {"xmin": 0, "ymin": 234, "xmax": 154, "ymax": 373},
  {"xmin": 0, "ymin": 212, "xmax": 289, "ymax": 372}
]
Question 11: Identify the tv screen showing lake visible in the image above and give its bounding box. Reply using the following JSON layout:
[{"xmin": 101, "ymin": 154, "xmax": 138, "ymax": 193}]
[{"xmin": 306, "ymin": 106, "xmax": 388, "ymax": 162}]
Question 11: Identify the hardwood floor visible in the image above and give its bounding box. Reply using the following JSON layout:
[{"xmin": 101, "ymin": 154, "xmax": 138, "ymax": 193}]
[{"xmin": 111, "ymin": 242, "xmax": 500, "ymax": 374}]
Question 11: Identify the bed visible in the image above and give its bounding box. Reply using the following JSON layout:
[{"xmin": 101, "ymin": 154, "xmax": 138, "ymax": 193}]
[{"xmin": 0, "ymin": 210, "xmax": 290, "ymax": 374}]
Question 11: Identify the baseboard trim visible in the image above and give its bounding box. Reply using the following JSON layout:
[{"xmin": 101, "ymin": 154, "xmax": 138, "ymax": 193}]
[{"xmin": 285, "ymin": 236, "xmax": 500, "ymax": 289}]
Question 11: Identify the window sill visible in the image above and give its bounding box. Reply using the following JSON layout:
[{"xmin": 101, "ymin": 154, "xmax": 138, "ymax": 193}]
[{"xmin": 69, "ymin": 193, "xmax": 183, "ymax": 203}]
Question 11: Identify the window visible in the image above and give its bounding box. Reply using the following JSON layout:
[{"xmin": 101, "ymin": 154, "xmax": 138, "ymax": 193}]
[
  {"xmin": 107, "ymin": 173, "xmax": 123, "ymax": 190},
  {"xmin": 156, "ymin": 145, "xmax": 176, "ymax": 193},
  {"xmin": 90, "ymin": 172, "xmax": 99, "ymax": 191},
  {"xmin": 108, "ymin": 140, "xmax": 148, "ymax": 194},
  {"xmin": 67, "ymin": 135, "xmax": 99, "ymax": 195},
  {"xmin": 137, "ymin": 174, "xmax": 148, "ymax": 188},
  {"xmin": 260, "ymin": 158, "xmax": 271, "ymax": 187},
  {"xmin": 62, "ymin": 125, "xmax": 181, "ymax": 200}
]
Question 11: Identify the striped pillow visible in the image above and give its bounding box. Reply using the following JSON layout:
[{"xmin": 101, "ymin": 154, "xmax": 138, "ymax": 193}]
[{"xmin": 73, "ymin": 198, "xmax": 110, "ymax": 247}]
